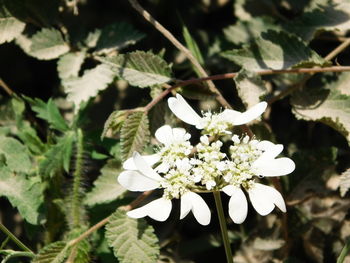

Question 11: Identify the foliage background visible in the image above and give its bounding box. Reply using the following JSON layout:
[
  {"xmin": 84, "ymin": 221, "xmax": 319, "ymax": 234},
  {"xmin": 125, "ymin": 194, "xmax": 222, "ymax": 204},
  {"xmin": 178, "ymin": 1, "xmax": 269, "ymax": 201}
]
[{"xmin": 1, "ymin": 0, "xmax": 350, "ymax": 262}]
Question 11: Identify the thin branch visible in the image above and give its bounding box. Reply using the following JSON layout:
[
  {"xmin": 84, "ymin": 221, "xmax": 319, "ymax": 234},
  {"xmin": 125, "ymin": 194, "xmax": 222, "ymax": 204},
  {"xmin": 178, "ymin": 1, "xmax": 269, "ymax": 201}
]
[
  {"xmin": 68, "ymin": 190, "xmax": 153, "ymax": 247},
  {"xmin": 325, "ymin": 38, "xmax": 350, "ymax": 60},
  {"xmin": 127, "ymin": 0, "xmax": 231, "ymax": 109},
  {"xmin": 143, "ymin": 66, "xmax": 350, "ymax": 112},
  {"xmin": 0, "ymin": 78, "xmax": 14, "ymax": 96}
]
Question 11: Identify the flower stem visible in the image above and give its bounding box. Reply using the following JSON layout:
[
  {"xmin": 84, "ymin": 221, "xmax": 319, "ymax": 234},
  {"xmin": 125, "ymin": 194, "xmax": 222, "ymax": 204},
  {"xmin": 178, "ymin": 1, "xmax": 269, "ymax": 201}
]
[
  {"xmin": 0, "ymin": 222, "xmax": 33, "ymax": 253},
  {"xmin": 213, "ymin": 191, "xmax": 233, "ymax": 263}
]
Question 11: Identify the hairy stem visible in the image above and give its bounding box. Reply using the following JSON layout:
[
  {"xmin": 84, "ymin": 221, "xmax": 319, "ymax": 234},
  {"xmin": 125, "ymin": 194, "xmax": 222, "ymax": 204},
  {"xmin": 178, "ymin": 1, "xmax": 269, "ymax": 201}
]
[
  {"xmin": 213, "ymin": 191, "xmax": 233, "ymax": 263},
  {"xmin": 71, "ymin": 128, "xmax": 85, "ymax": 228},
  {"xmin": 0, "ymin": 222, "xmax": 33, "ymax": 253}
]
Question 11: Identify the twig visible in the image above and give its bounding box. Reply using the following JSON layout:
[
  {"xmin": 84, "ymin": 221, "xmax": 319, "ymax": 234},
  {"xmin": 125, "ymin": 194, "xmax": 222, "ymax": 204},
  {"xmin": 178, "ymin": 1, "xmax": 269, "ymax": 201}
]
[
  {"xmin": 325, "ymin": 38, "xmax": 350, "ymax": 61},
  {"xmin": 0, "ymin": 78, "xmax": 14, "ymax": 96},
  {"xmin": 127, "ymin": 0, "xmax": 231, "ymax": 109},
  {"xmin": 143, "ymin": 66, "xmax": 350, "ymax": 112},
  {"xmin": 68, "ymin": 190, "xmax": 153, "ymax": 247}
]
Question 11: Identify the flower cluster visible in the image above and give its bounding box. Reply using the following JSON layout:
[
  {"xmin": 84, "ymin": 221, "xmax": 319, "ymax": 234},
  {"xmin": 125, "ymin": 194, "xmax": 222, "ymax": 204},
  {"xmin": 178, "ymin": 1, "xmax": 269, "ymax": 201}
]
[{"xmin": 118, "ymin": 94, "xmax": 295, "ymax": 225}]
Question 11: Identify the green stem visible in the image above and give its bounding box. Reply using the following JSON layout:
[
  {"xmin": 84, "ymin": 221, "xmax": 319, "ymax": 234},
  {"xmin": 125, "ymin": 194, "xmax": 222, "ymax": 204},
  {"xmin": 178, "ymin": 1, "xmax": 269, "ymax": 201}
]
[
  {"xmin": 213, "ymin": 191, "xmax": 233, "ymax": 263},
  {"xmin": 71, "ymin": 128, "xmax": 85, "ymax": 228},
  {"xmin": 0, "ymin": 222, "xmax": 33, "ymax": 253},
  {"xmin": 337, "ymin": 238, "xmax": 350, "ymax": 263}
]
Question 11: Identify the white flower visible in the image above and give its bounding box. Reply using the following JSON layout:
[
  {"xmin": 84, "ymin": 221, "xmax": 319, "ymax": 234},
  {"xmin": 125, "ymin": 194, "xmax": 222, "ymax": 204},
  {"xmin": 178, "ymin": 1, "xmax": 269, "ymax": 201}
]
[
  {"xmin": 154, "ymin": 125, "xmax": 193, "ymax": 173},
  {"xmin": 118, "ymin": 152, "xmax": 211, "ymax": 225},
  {"xmin": 222, "ymin": 138, "xmax": 295, "ymax": 224},
  {"xmin": 167, "ymin": 93, "xmax": 267, "ymax": 134}
]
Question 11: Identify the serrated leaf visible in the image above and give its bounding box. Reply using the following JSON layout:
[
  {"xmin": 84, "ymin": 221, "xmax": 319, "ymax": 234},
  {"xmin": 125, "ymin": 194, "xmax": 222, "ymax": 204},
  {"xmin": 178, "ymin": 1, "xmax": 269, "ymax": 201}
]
[
  {"xmin": 24, "ymin": 97, "xmax": 69, "ymax": 132},
  {"xmin": 224, "ymin": 16, "xmax": 280, "ymax": 46},
  {"xmin": 339, "ymin": 168, "xmax": 350, "ymax": 197},
  {"xmin": 102, "ymin": 51, "xmax": 172, "ymax": 88},
  {"xmin": 0, "ymin": 2, "xmax": 25, "ymax": 44},
  {"xmin": 0, "ymin": 166, "xmax": 44, "ymax": 224},
  {"xmin": 84, "ymin": 159, "xmax": 126, "ymax": 207},
  {"xmin": 18, "ymin": 28, "xmax": 69, "ymax": 60},
  {"xmin": 57, "ymin": 52, "xmax": 86, "ymax": 80},
  {"xmin": 0, "ymin": 136, "xmax": 31, "ymax": 173},
  {"xmin": 221, "ymin": 30, "xmax": 328, "ymax": 71},
  {"xmin": 95, "ymin": 22, "xmax": 145, "ymax": 54},
  {"xmin": 101, "ymin": 110, "xmax": 129, "ymax": 139},
  {"xmin": 63, "ymin": 64, "xmax": 116, "ymax": 110},
  {"xmin": 32, "ymin": 241, "xmax": 68, "ymax": 263},
  {"xmin": 234, "ymin": 69, "xmax": 268, "ymax": 108},
  {"xmin": 39, "ymin": 132, "xmax": 75, "ymax": 178},
  {"xmin": 287, "ymin": 2, "xmax": 350, "ymax": 42},
  {"xmin": 120, "ymin": 111, "xmax": 150, "ymax": 161},
  {"xmin": 105, "ymin": 209, "xmax": 159, "ymax": 263},
  {"xmin": 291, "ymin": 73, "xmax": 350, "ymax": 144}
]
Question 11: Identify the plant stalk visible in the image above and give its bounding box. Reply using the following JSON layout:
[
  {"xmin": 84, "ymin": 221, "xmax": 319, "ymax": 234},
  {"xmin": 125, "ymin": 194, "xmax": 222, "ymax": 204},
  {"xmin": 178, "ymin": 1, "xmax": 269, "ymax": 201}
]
[
  {"xmin": 337, "ymin": 238, "xmax": 350, "ymax": 263},
  {"xmin": 213, "ymin": 191, "xmax": 233, "ymax": 263},
  {"xmin": 0, "ymin": 222, "xmax": 33, "ymax": 253}
]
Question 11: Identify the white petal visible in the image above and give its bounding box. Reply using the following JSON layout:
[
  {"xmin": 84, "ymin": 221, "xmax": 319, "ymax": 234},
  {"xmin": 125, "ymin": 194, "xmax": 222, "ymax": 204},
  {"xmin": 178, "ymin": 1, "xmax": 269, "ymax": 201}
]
[
  {"xmin": 256, "ymin": 140, "xmax": 276, "ymax": 151},
  {"xmin": 259, "ymin": 144, "xmax": 284, "ymax": 159},
  {"xmin": 127, "ymin": 198, "xmax": 172, "ymax": 221},
  {"xmin": 180, "ymin": 192, "xmax": 211, "ymax": 225},
  {"xmin": 118, "ymin": 170, "xmax": 160, "ymax": 191},
  {"xmin": 222, "ymin": 185, "xmax": 235, "ymax": 196},
  {"xmin": 248, "ymin": 183, "xmax": 274, "ymax": 216},
  {"xmin": 248, "ymin": 183, "xmax": 286, "ymax": 216},
  {"xmin": 232, "ymin": 102, "xmax": 267, "ymax": 125},
  {"xmin": 172, "ymin": 127, "xmax": 190, "ymax": 141},
  {"xmin": 219, "ymin": 109, "xmax": 241, "ymax": 123},
  {"xmin": 228, "ymin": 187, "xmax": 248, "ymax": 224},
  {"xmin": 168, "ymin": 94, "xmax": 202, "ymax": 126},
  {"xmin": 155, "ymin": 125, "xmax": 173, "ymax": 145},
  {"xmin": 133, "ymin": 152, "xmax": 163, "ymax": 181},
  {"xmin": 253, "ymin": 157, "xmax": 295, "ymax": 177},
  {"xmin": 123, "ymin": 154, "xmax": 160, "ymax": 170}
]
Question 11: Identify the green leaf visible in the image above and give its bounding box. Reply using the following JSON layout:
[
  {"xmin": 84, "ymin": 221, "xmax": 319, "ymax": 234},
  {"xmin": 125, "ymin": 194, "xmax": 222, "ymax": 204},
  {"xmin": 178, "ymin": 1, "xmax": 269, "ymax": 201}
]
[
  {"xmin": 0, "ymin": 2, "xmax": 25, "ymax": 44},
  {"xmin": 234, "ymin": 69, "xmax": 268, "ymax": 108},
  {"xmin": 84, "ymin": 159, "xmax": 126, "ymax": 207},
  {"xmin": 0, "ymin": 166, "xmax": 44, "ymax": 224},
  {"xmin": 0, "ymin": 136, "xmax": 31, "ymax": 173},
  {"xmin": 24, "ymin": 97, "xmax": 69, "ymax": 132},
  {"xmin": 287, "ymin": 2, "xmax": 350, "ymax": 42},
  {"xmin": 39, "ymin": 132, "xmax": 75, "ymax": 178},
  {"xmin": 182, "ymin": 24, "xmax": 204, "ymax": 65},
  {"xmin": 101, "ymin": 110, "xmax": 129, "ymax": 139},
  {"xmin": 63, "ymin": 64, "xmax": 116, "ymax": 110},
  {"xmin": 95, "ymin": 22, "xmax": 145, "ymax": 54},
  {"xmin": 32, "ymin": 241, "xmax": 68, "ymax": 263},
  {"xmin": 340, "ymin": 168, "xmax": 350, "ymax": 197},
  {"xmin": 291, "ymin": 73, "xmax": 350, "ymax": 144},
  {"xmin": 57, "ymin": 52, "xmax": 86, "ymax": 80},
  {"xmin": 223, "ymin": 16, "xmax": 280, "ymax": 46},
  {"xmin": 101, "ymin": 51, "xmax": 172, "ymax": 88},
  {"xmin": 120, "ymin": 111, "xmax": 150, "ymax": 161},
  {"xmin": 221, "ymin": 30, "xmax": 328, "ymax": 71},
  {"xmin": 17, "ymin": 28, "xmax": 69, "ymax": 60},
  {"xmin": 105, "ymin": 209, "xmax": 160, "ymax": 263}
]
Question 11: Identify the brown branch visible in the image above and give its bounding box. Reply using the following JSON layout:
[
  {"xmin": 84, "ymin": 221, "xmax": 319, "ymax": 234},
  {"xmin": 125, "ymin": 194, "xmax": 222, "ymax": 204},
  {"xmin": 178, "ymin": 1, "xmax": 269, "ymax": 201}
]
[
  {"xmin": 67, "ymin": 190, "xmax": 153, "ymax": 248},
  {"xmin": 143, "ymin": 66, "xmax": 350, "ymax": 112},
  {"xmin": 127, "ymin": 0, "xmax": 231, "ymax": 109},
  {"xmin": 0, "ymin": 78, "xmax": 14, "ymax": 96}
]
